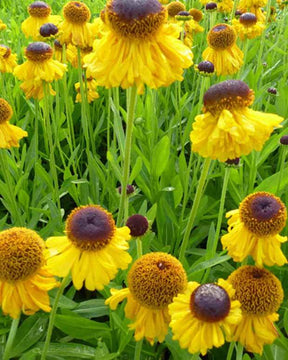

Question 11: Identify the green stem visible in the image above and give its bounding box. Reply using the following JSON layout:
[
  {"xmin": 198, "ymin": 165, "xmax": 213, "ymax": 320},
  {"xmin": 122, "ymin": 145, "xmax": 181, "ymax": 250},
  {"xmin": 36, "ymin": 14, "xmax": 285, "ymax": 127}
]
[
  {"xmin": 43, "ymin": 84, "xmax": 61, "ymax": 210},
  {"xmin": 179, "ymin": 158, "xmax": 212, "ymax": 263},
  {"xmin": 226, "ymin": 342, "xmax": 235, "ymax": 360},
  {"xmin": 0, "ymin": 150, "xmax": 23, "ymax": 225},
  {"xmin": 134, "ymin": 338, "xmax": 143, "ymax": 360},
  {"xmin": 213, "ymin": 166, "xmax": 230, "ymax": 253},
  {"xmin": 136, "ymin": 237, "xmax": 143, "ymax": 259},
  {"xmin": 3, "ymin": 317, "xmax": 20, "ymax": 360},
  {"xmin": 276, "ymin": 146, "xmax": 287, "ymax": 195},
  {"xmin": 40, "ymin": 274, "xmax": 71, "ymax": 360},
  {"xmin": 236, "ymin": 343, "xmax": 243, "ymax": 360},
  {"xmin": 248, "ymin": 151, "xmax": 257, "ymax": 194},
  {"xmin": 117, "ymin": 85, "xmax": 138, "ymax": 226}
]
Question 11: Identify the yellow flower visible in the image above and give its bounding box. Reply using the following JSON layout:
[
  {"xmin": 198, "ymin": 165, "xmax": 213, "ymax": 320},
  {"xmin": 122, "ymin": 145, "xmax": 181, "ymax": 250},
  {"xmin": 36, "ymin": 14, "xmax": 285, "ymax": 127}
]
[
  {"xmin": 0, "ymin": 45, "xmax": 17, "ymax": 73},
  {"xmin": 232, "ymin": 13, "xmax": 265, "ymax": 39},
  {"xmin": 46, "ymin": 205, "xmax": 131, "ymax": 291},
  {"xmin": 0, "ymin": 228, "xmax": 59, "ymax": 319},
  {"xmin": 228, "ymin": 266, "xmax": 283, "ymax": 354},
  {"xmin": 190, "ymin": 80, "xmax": 283, "ymax": 161},
  {"xmin": 84, "ymin": 0, "xmax": 193, "ymax": 94},
  {"xmin": 221, "ymin": 192, "xmax": 287, "ymax": 267},
  {"xmin": 58, "ymin": 1, "xmax": 96, "ymax": 48},
  {"xmin": 14, "ymin": 42, "xmax": 67, "ymax": 100},
  {"xmin": 21, "ymin": 1, "xmax": 61, "ymax": 41},
  {"xmin": 106, "ymin": 252, "xmax": 187, "ymax": 344},
  {"xmin": 75, "ymin": 77, "xmax": 99, "ymax": 103},
  {"xmin": 0, "ymin": 20, "xmax": 7, "ymax": 31},
  {"xmin": 202, "ymin": 24, "xmax": 243, "ymax": 75},
  {"xmin": 169, "ymin": 279, "xmax": 242, "ymax": 355},
  {"xmin": 239, "ymin": 0, "xmax": 267, "ymax": 10},
  {"xmin": 66, "ymin": 44, "xmax": 93, "ymax": 68},
  {"xmin": 217, "ymin": 0, "xmax": 234, "ymax": 13},
  {"xmin": 0, "ymin": 98, "xmax": 27, "ymax": 149}
]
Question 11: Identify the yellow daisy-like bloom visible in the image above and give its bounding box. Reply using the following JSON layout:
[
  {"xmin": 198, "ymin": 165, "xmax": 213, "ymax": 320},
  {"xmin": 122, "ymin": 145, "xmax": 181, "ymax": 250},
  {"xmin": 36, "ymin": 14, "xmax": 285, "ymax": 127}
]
[
  {"xmin": 75, "ymin": 77, "xmax": 99, "ymax": 103},
  {"xmin": 0, "ymin": 228, "xmax": 59, "ymax": 319},
  {"xmin": 84, "ymin": 0, "xmax": 193, "ymax": 94},
  {"xmin": 53, "ymin": 40, "xmax": 63, "ymax": 62},
  {"xmin": 228, "ymin": 266, "xmax": 283, "ymax": 354},
  {"xmin": 202, "ymin": 24, "xmax": 243, "ymax": 76},
  {"xmin": 190, "ymin": 80, "xmax": 283, "ymax": 161},
  {"xmin": 232, "ymin": 13, "xmax": 265, "ymax": 39},
  {"xmin": 106, "ymin": 252, "xmax": 187, "ymax": 344},
  {"xmin": 0, "ymin": 45, "xmax": 17, "ymax": 73},
  {"xmin": 169, "ymin": 279, "xmax": 242, "ymax": 355},
  {"xmin": 0, "ymin": 20, "xmax": 7, "ymax": 31},
  {"xmin": 66, "ymin": 44, "xmax": 93, "ymax": 68},
  {"xmin": 46, "ymin": 205, "xmax": 131, "ymax": 291},
  {"xmin": 21, "ymin": 1, "xmax": 61, "ymax": 41},
  {"xmin": 14, "ymin": 42, "xmax": 67, "ymax": 100},
  {"xmin": 0, "ymin": 98, "xmax": 27, "ymax": 149},
  {"xmin": 217, "ymin": 0, "xmax": 234, "ymax": 13},
  {"xmin": 58, "ymin": 1, "xmax": 96, "ymax": 48},
  {"xmin": 221, "ymin": 192, "xmax": 287, "ymax": 267}
]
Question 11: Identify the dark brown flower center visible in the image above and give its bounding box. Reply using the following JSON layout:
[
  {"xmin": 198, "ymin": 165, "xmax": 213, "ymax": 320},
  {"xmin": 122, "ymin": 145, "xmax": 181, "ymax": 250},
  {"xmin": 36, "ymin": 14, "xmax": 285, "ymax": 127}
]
[
  {"xmin": 190, "ymin": 284, "xmax": 231, "ymax": 322},
  {"xmin": 239, "ymin": 192, "xmax": 287, "ymax": 236},
  {"xmin": 203, "ymin": 80, "xmax": 254, "ymax": 114},
  {"xmin": 0, "ymin": 98, "xmax": 13, "ymax": 123},
  {"xmin": 25, "ymin": 42, "xmax": 53, "ymax": 61},
  {"xmin": 66, "ymin": 205, "xmax": 116, "ymax": 251},
  {"xmin": 107, "ymin": 0, "xmax": 166, "ymax": 39},
  {"xmin": 28, "ymin": 1, "xmax": 51, "ymax": 17},
  {"xmin": 207, "ymin": 24, "xmax": 236, "ymax": 49},
  {"xmin": 239, "ymin": 13, "xmax": 257, "ymax": 26},
  {"xmin": 63, "ymin": 1, "xmax": 91, "ymax": 23}
]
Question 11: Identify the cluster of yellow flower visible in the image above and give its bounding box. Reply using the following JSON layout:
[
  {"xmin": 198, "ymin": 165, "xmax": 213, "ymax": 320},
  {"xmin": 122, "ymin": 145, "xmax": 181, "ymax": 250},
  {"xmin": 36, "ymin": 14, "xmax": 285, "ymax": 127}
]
[{"xmin": 0, "ymin": 0, "xmax": 286, "ymax": 358}]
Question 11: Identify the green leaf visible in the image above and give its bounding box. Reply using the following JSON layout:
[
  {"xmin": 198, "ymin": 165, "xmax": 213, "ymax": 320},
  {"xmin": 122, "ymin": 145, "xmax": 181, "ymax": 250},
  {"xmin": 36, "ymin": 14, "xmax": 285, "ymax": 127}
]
[
  {"xmin": 72, "ymin": 299, "xmax": 109, "ymax": 319},
  {"xmin": 151, "ymin": 136, "xmax": 170, "ymax": 178},
  {"xmin": 10, "ymin": 314, "xmax": 48, "ymax": 357},
  {"xmin": 54, "ymin": 314, "xmax": 111, "ymax": 341}
]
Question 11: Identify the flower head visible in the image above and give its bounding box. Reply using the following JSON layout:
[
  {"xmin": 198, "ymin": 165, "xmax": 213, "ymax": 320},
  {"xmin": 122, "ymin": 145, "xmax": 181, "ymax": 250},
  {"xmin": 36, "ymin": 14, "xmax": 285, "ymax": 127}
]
[
  {"xmin": 75, "ymin": 76, "xmax": 99, "ymax": 103},
  {"xmin": 232, "ymin": 12, "xmax": 265, "ymax": 40},
  {"xmin": 126, "ymin": 214, "xmax": 149, "ymax": 237},
  {"xmin": 58, "ymin": 1, "xmax": 96, "ymax": 48},
  {"xmin": 13, "ymin": 42, "xmax": 67, "ymax": 100},
  {"xmin": 190, "ymin": 80, "xmax": 284, "ymax": 161},
  {"xmin": 221, "ymin": 192, "xmax": 287, "ymax": 267},
  {"xmin": 228, "ymin": 266, "xmax": 283, "ymax": 354},
  {"xmin": 106, "ymin": 252, "xmax": 187, "ymax": 344},
  {"xmin": 0, "ymin": 20, "xmax": 7, "ymax": 31},
  {"xmin": 203, "ymin": 24, "xmax": 243, "ymax": 75},
  {"xmin": 0, "ymin": 227, "xmax": 59, "ymax": 319},
  {"xmin": 169, "ymin": 279, "xmax": 242, "ymax": 355},
  {"xmin": 0, "ymin": 45, "xmax": 17, "ymax": 73},
  {"xmin": 0, "ymin": 98, "xmax": 27, "ymax": 149},
  {"xmin": 167, "ymin": 1, "xmax": 186, "ymax": 17},
  {"xmin": 21, "ymin": 1, "xmax": 61, "ymax": 40},
  {"xmin": 84, "ymin": 0, "xmax": 193, "ymax": 94},
  {"xmin": 46, "ymin": 205, "xmax": 131, "ymax": 291},
  {"xmin": 189, "ymin": 8, "xmax": 203, "ymax": 22},
  {"xmin": 39, "ymin": 22, "xmax": 59, "ymax": 37}
]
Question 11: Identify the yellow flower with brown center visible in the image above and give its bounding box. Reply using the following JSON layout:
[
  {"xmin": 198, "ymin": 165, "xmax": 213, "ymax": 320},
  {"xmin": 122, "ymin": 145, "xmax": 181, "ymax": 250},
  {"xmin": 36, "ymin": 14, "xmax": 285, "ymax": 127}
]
[
  {"xmin": 221, "ymin": 192, "xmax": 287, "ymax": 267},
  {"xmin": 21, "ymin": 1, "xmax": 61, "ymax": 40},
  {"xmin": 202, "ymin": 24, "xmax": 243, "ymax": 75},
  {"xmin": 190, "ymin": 80, "xmax": 283, "ymax": 161},
  {"xmin": 0, "ymin": 45, "xmax": 17, "ymax": 73},
  {"xmin": 84, "ymin": 0, "xmax": 193, "ymax": 94},
  {"xmin": 232, "ymin": 12, "xmax": 265, "ymax": 39},
  {"xmin": 0, "ymin": 228, "xmax": 59, "ymax": 319},
  {"xmin": 14, "ymin": 42, "xmax": 67, "ymax": 100},
  {"xmin": 239, "ymin": 0, "xmax": 267, "ymax": 10},
  {"xmin": 0, "ymin": 98, "xmax": 27, "ymax": 149},
  {"xmin": 106, "ymin": 252, "xmax": 187, "ymax": 344},
  {"xmin": 58, "ymin": 1, "xmax": 96, "ymax": 48},
  {"xmin": 75, "ymin": 77, "xmax": 99, "ymax": 103},
  {"xmin": 46, "ymin": 205, "xmax": 131, "ymax": 291},
  {"xmin": 228, "ymin": 266, "xmax": 283, "ymax": 354},
  {"xmin": 169, "ymin": 279, "xmax": 242, "ymax": 355}
]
